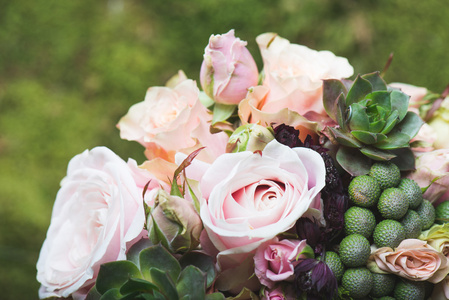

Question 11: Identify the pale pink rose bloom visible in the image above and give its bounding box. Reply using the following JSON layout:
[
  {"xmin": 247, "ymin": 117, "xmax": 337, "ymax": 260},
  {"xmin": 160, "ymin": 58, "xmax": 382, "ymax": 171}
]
[
  {"xmin": 406, "ymin": 149, "xmax": 449, "ymax": 205},
  {"xmin": 36, "ymin": 147, "xmax": 165, "ymax": 300},
  {"xmin": 117, "ymin": 78, "xmax": 228, "ymax": 163},
  {"xmin": 185, "ymin": 139, "xmax": 324, "ymax": 293},
  {"xmin": 254, "ymin": 238, "xmax": 308, "ymax": 288},
  {"xmin": 369, "ymin": 239, "xmax": 449, "ymax": 283},
  {"xmin": 238, "ymin": 85, "xmax": 320, "ymax": 143},
  {"xmin": 199, "ymin": 139, "xmax": 325, "ymax": 252},
  {"xmin": 200, "ymin": 29, "xmax": 259, "ymax": 105},
  {"xmin": 255, "ymin": 33, "xmax": 353, "ymax": 116}
]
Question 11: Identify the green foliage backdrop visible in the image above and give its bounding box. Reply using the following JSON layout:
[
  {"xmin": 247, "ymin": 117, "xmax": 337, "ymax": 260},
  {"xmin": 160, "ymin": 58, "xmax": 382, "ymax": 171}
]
[{"xmin": 0, "ymin": 0, "xmax": 448, "ymax": 298}]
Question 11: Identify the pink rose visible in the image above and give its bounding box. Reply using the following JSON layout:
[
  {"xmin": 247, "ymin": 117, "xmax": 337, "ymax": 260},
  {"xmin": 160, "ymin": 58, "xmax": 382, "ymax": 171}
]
[
  {"xmin": 262, "ymin": 285, "xmax": 295, "ymax": 300},
  {"xmin": 406, "ymin": 149, "xmax": 449, "ymax": 205},
  {"xmin": 254, "ymin": 238, "xmax": 308, "ymax": 288},
  {"xmin": 117, "ymin": 77, "xmax": 228, "ymax": 163},
  {"xmin": 187, "ymin": 139, "xmax": 325, "ymax": 291},
  {"xmin": 255, "ymin": 33, "xmax": 353, "ymax": 116},
  {"xmin": 368, "ymin": 239, "xmax": 449, "ymax": 283},
  {"xmin": 200, "ymin": 29, "xmax": 259, "ymax": 105},
  {"xmin": 36, "ymin": 147, "xmax": 165, "ymax": 300}
]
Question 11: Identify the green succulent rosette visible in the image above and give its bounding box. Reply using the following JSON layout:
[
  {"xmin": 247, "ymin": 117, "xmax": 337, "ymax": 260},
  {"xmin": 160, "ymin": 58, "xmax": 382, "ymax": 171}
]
[{"xmin": 323, "ymin": 72, "xmax": 423, "ymax": 176}]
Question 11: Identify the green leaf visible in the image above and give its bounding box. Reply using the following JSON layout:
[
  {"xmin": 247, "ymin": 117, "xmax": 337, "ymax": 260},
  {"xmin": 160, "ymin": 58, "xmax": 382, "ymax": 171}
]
[
  {"xmin": 148, "ymin": 212, "xmax": 171, "ymax": 252},
  {"xmin": 352, "ymin": 131, "xmax": 386, "ymax": 145},
  {"xmin": 360, "ymin": 146, "xmax": 396, "ymax": 161},
  {"xmin": 186, "ymin": 179, "xmax": 201, "ymax": 213},
  {"xmin": 176, "ymin": 266, "xmax": 206, "ymax": 299},
  {"xmin": 369, "ymin": 119, "xmax": 386, "ymax": 133},
  {"xmin": 361, "ymin": 71, "xmax": 387, "ymax": 91},
  {"xmin": 99, "ymin": 288, "xmax": 122, "ymax": 300},
  {"xmin": 179, "ymin": 252, "xmax": 217, "ymax": 288},
  {"xmin": 327, "ymin": 127, "xmax": 362, "ymax": 148},
  {"xmin": 380, "ymin": 110, "xmax": 399, "ymax": 135},
  {"xmin": 150, "ymin": 268, "xmax": 179, "ymax": 300},
  {"xmin": 390, "ymin": 90, "xmax": 410, "ymax": 121},
  {"xmin": 335, "ymin": 93, "xmax": 348, "ymax": 130},
  {"xmin": 205, "ymin": 293, "xmax": 226, "ymax": 300},
  {"xmin": 323, "ymin": 79, "xmax": 348, "ymax": 121},
  {"xmin": 120, "ymin": 278, "xmax": 159, "ymax": 295},
  {"xmin": 345, "ymin": 75, "xmax": 372, "ymax": 106},
  {"xmin": 348, "ymin": 103, "xmax": 369, "ymax": 131},
  {"xmin": 375, "ymin": 132, "xmax": 411, "ymax": 150},
  {"xmin": 199, "ymin": 91, "xmax": 214, "ymax": 108},
  {"xmin": 366, "ymin": 91, "xmax": 391, "ymax": 109},
  {"xmin": 296, "ymin": 244, "xmax": 315, "ymax": 260},
  {"xmin": 139, "ymin": 245, "xmax": 181, "ymax": 283},
  {"xmin": 389, "ymin": 148, "xmax": 416, "ymax": 171},
  {"xmin": 96, "ymin": 261, "xmax": 142, "ymax": 295},
  {"xmin": 86, "ymin": 286, "xmax": 102, "ymax": 300},
  {"xmin": 336, "ymin": 147, "xmax": 372, "ymax": 176},
  {"xmin": 212, "ymin": 103, "xmax": 236, "ymax": 125},
  {"xmin": 127, "ymin": 238, "xmax": 153, "ymax": 267},
  {"xmin": 393, "ymin": 111, "xmax": 424, "ymax": 139}
]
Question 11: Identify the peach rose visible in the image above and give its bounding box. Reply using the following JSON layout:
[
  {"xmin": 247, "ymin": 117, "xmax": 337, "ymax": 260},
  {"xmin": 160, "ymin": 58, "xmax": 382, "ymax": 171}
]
[
  {"xmin": 117, "ymin": 77, "xmax": 228, "ymax": 163},
  {"xmin": 368, "ymin": 239, "xmax": 449, "ymax": 283},
  {"xmin": 255, "ymin": 33, "xmax": 353, "ymax": 116},
  {"xmin": 238, "ymin": 85, "xmax": 320, "ymax": 143}
]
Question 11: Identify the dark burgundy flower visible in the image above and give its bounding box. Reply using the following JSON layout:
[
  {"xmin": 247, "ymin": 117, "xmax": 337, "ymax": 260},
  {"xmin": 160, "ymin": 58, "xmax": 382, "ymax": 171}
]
[
  {"xmin": 294, "ymin": 258, "xmax": 338, "ymax": 300},
  {"xmin": 296, "ymin": 218, "xmax": 324, "ymax": 254},
  {"xmin": 273, "ymin": 124, "xmax": 304, "ymax": 148}
]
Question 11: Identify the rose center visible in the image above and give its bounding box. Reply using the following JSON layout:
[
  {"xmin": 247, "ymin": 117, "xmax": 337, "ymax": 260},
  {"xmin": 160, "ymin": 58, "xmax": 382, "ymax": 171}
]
[{"xmin": 253, "ymin": 181, "xmax": 285, "ymax": 211}]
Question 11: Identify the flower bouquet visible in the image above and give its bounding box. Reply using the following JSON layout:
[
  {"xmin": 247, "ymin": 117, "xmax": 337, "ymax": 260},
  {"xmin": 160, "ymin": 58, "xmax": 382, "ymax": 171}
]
[{"xmin": 37, "ymin": 30, "xmax": 449, "ymax": 300}]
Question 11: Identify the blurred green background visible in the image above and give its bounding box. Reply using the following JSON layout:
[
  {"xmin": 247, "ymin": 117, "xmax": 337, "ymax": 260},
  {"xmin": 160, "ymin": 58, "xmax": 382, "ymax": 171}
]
[{"xmin": 1, "ymin": 0, "xmax": 448, "ymax": 298}]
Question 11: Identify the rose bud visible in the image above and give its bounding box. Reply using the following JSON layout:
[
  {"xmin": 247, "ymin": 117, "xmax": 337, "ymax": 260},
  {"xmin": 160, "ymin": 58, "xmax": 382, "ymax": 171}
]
[
  {"xmin": 147, "ymin": 189, "xmax": 202, "ymax": 252},
  {"xmin": 200, "ymin": 29, "xmax": 259, "ymax": 105},
  {"xmin": 226, "ymin": 124, "xmax": 275, "ymax": 153}
]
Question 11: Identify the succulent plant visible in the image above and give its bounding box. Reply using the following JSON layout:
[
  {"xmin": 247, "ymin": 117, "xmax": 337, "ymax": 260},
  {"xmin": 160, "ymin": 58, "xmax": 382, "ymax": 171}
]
[
  {"xmin": 322, "ymin": 72, "xmax": 423, "ymax": 176},
  {"xmin": 87, "ymin": 242, "xmax": 223, "ymax": 300}
]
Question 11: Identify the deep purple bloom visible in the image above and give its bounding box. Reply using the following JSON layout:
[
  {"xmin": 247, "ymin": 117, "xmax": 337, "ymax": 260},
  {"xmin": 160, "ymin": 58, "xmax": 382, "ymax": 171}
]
[
  {"xmin": 295, "ymin": 218, "xmax": 324, "ymax": 254},
  {"xmin": 294, "ymin": 258, "xmax": 338, "ymax": 300}
]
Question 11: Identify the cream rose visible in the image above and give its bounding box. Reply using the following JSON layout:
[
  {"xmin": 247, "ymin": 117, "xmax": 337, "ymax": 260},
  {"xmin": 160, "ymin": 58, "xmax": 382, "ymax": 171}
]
[
  {"xmin": 255, "ymin": 33, "xmax": 353, "ymax": 116},
  {"xmin": 368, "ymin": 239, "xmax": 449, "ymax": 283},
  {"xmin": 117, "ymin": 77, "xmax": 228, "ymax": 163},
  {"xmin": 36, "ymin": 147, "xmax": 164, "ymax": 299}
]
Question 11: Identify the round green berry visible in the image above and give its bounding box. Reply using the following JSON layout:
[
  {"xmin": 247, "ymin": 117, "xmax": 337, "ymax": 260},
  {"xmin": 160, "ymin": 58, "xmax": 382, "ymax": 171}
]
[
  {"xmin": 348, "ymin": 175, "xmax": 382, "ymax": 208},
  {"xmin": 373, "ymin": 219, "xmax": 406, "ymax": 248},
  {"xmin": 369, "ymin": 162, "xmax": 401, "ymax": 189},
  {"xmin": 339, "ymin": 234, "xmax": 371, "ymax": 267},
  {"xmin": 344, "ymin": 206, "xmax": 376, "ymax": 238}
]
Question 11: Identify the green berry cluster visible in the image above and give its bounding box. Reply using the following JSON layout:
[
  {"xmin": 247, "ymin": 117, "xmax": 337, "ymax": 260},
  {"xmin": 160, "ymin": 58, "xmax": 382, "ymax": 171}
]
[
  {"xmin": 347, "ymin": 162, "xmax": 434, "ymax": 249},
  {"xmin": 337, "ymin": 162, "xmax": 438, "ymax": 299}
]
